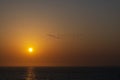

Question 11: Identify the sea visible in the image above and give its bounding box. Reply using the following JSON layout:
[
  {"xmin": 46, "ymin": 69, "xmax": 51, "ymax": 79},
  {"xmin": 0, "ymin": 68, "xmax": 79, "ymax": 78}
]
[{"xmin": 0, "ymin": 67, "xmax": 120, "ymax": 80}]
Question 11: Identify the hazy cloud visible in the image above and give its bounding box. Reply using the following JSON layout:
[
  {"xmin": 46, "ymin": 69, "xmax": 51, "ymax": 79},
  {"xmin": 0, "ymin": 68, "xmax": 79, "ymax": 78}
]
[{"xmin": 47, "ymin": 34, "xmax": 60, "ymax": 39}]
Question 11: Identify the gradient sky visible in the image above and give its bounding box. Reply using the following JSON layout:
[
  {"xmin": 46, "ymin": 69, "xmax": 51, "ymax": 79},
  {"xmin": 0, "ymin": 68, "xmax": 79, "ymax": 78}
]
[{"xmin": 0, "ymin": 0, "xmax": 120, "ymax": 66}]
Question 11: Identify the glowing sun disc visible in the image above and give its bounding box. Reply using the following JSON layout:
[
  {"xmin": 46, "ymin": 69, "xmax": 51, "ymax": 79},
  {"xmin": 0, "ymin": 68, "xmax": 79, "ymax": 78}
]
[{"xmin": 28, "ymin": 48, "xmax": 33, "ymax": 53}]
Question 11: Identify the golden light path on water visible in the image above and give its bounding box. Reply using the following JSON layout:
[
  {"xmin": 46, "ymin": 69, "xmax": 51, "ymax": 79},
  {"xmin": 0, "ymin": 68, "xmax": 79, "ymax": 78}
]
[{"xmin": 26, "ymin": 67, "xmax": 37, "ymax": 80}]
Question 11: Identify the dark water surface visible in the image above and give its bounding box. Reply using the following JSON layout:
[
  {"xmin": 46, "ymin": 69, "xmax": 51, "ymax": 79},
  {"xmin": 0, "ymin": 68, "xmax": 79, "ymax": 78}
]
[{"xmin": 0, "ymin": 67, "xmax": 120, "ymax": 80}]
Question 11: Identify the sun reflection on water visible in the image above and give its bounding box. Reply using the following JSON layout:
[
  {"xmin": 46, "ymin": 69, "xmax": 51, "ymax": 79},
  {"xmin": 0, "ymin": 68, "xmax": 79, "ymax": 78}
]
[{"xmin": 26, "ymin": 67, "xmax": 37, "ymax": 80}]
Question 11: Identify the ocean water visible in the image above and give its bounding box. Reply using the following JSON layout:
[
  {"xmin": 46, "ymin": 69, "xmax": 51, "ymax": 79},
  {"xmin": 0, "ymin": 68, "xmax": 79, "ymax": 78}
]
[{"xmin": 0, "ymin": 67, "xmax": 120, "ymax": 80}]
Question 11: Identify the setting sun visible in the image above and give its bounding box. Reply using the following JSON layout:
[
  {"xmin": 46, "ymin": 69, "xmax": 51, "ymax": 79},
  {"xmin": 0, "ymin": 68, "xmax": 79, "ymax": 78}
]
[{"xmin": 28, "ymin": 48, "xmax": 33, "ymax": 53}]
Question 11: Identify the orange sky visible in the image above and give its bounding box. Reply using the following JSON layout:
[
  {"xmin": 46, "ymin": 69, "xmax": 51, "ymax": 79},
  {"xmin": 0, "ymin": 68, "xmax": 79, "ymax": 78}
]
[{"xmin": 0, "ymin": 0, "xmax": 120, "ymax": 66}]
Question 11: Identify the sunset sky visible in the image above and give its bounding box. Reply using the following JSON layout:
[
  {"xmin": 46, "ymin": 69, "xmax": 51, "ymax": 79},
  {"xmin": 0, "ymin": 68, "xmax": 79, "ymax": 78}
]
[{"xmin": 0, "ymin": 0, "xmax": 120, "ymax": 66}]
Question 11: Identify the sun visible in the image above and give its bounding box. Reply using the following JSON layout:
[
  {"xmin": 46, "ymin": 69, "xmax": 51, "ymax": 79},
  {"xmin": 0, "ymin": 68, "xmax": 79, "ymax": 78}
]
[{"xmin": 28, "ymin": 48, "xmax": 33, "ymax": 53}]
